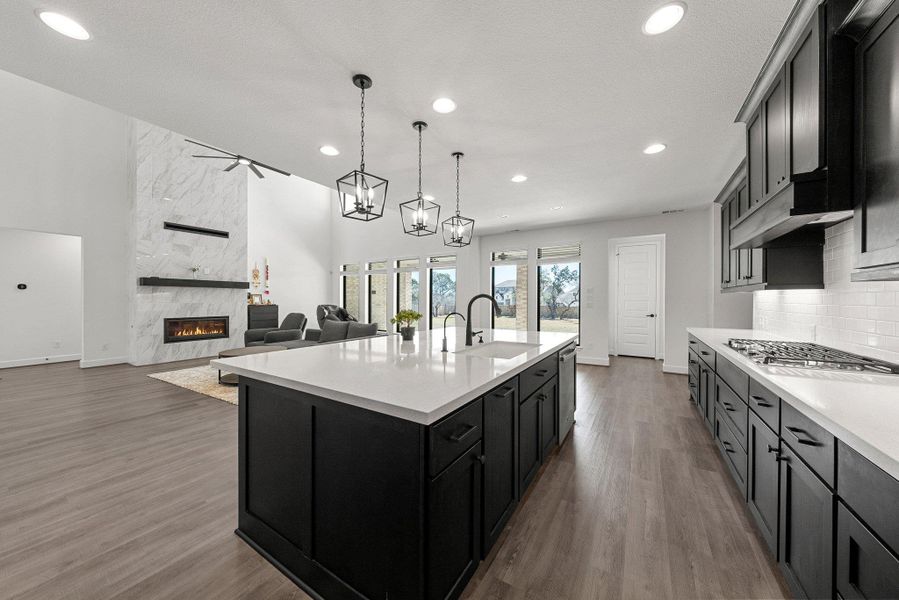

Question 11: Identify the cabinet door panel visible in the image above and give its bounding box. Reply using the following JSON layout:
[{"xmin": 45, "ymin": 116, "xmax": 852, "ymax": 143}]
[
  {"xmin": 836, "ymin": 501, "xmax": 899, "ymax": 600},
  {"xmin": 779, "ymin": 444, "xmax": 834, "ymax": 600},
  {"xmin": 747, "ymin": 412, "xmax": 779, "ymax": 556},
  {"xmin": 518, "ymin": 393, "xmax": 541, "ymax": 493},
  {"xmin": 748, "ymin": 249, "xmax": 765, "ymax": 286},
  {"xmin": 766, "ymin": 75, "xmax": 788, "ymax": 195},
  {"xmin": 790, "ymin": 23, "xmax": 821, "ymax": 175},
  {"xmin": 748, "ymin": 111, "xmax": 765, "ymax": 206},
  {"xmin": 428, "ymin": 442, "xmax": 482, "ymax": 600},
  {"xmin": 539, "ymin": 378, "xmax": 558, "ymax": 460},
  {"xmin": 721, "ymin": 201, "xmax": 732, "ymax": 287},
  {"xmin": 482, "ymin": 382, "xmax": 518, "ymax": 555}
]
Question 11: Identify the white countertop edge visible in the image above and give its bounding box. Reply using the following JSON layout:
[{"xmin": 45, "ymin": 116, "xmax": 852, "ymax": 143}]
[
  {"xmin": 687, "ymin": 327, "xmax": 899, "ymax": 481},
  {"xmin": 211, "ymin": 334, "xmax": 577, "ymax": 425}
]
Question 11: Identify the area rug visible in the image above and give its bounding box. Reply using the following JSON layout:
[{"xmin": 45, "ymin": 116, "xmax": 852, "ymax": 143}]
[{"xmin": 148, "ymin": 365, "xmax": 238, "ymax": 405}]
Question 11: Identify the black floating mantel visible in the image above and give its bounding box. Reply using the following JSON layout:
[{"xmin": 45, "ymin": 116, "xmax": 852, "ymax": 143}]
[
  {"xmin": 163, "ymin": 221, "xmax": 230, "ymax": 238},
  {"xmin": 138, "ymin": 277, "xmax": 249, "ymax": 289}
]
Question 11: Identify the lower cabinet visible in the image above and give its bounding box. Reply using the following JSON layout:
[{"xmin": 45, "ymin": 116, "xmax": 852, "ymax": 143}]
[
  {"xmin": 779, "ymin": 443, "xmax": 833, "ymax": 600},
  {"xmin": 699, "ymin": 360, "xmax": 714, "ymax": 433},
  {"xmin": 518, "ymin": 391, "xmax": 541, "ymax": 493},
  {"xmin": 539, "ymin": 379, "xmax": 558, "ymax": 460},
  {"xmin": 482, "ymin": 381, "xmax": 518, "ymax": 555},
  {"xmin": 836, "ymin": 501, "xmax": 899, "ymax": 599},
  {"xmin": 715, "ymin": 411, "xmax": 747, "ymax": 497},
  {"xmin": 747, "ymin": 411, "xmax": 779, "ymax": 556},
  {"xmin": 427, "ymin": 442, "xmax": 483, "ymax": 600}
]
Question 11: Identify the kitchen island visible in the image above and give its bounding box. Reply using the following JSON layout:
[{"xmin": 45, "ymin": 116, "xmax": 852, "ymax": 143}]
[{"xmin": 211, "ymin": 328, "xmax": 578, "ymax": 600}]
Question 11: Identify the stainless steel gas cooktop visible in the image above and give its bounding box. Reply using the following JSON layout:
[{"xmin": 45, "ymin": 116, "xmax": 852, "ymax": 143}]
[{"xmin": 728, "ymin": 339, "xmax": 899, "ymax": 375}]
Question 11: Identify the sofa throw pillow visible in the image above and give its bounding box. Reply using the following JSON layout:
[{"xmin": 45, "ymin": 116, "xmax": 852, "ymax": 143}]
[
  {"xmin": 346, "ymin": 322, "xmax": 378, "ymax": 339},
  {"xmin": 319, "ymin": 320, "xmax": 350, "ymax": 343}
]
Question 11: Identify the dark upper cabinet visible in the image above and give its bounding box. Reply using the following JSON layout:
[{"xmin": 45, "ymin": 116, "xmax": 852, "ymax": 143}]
[
  {"xmin": 779, "ymin": 443, "xmax": 834, "ymax": 600},
  {"xmin": 427, "ymin": 441, "xmax": 482, "ymax": 600},
  {"xmin": 482, "ymin": 381, "xmax": 519, "ymax": 555},
  {"xmin": 747, "ymin": 412, "xmax": 780, "ymax": 556},
  {"xmin": 850, "ymin": 0, "xmax": 899, "ymax": 280},
  {"xmin": 732, "ymin": 0, "xmax": 856, "ymax": 249},
  {"xmin": 539, "ymin": 378, "xmax": 558, "ymax": 460},
  {"xmin": 721, "ymin": 197, "xmax": 734, "ymax": 288},
  {"xmin": 764, "ymin": 70, "xmax": 789, "ymax": 197}
]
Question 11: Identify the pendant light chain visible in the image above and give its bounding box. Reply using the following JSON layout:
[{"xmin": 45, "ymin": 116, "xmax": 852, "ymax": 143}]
[
  {"xmin": 417, "ymin": 125, "xmax": 423, "ymax": 197},
  {"xmin": 455, "ymin": 153, "xmax": 461, "ymax": 215},
  {"xmin": 359, "ymin": 85, "xmax": 366, "ymax": 172}
]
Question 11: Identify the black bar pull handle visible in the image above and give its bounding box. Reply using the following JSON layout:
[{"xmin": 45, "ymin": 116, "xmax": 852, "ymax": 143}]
[
  {"xmin": 449, "ymin": 424, "xmax": 477, "ymax": 443},
  {"xmin": 751, "ymin": 395, "xmax": 773, "ymax": 408},
  {"xmin": 494, "ymin": 386, "xmax": 515, "ymax": 398},
  {"xmin": 785, "ymin": 426, "xmax": 819, "ymax": 447}
]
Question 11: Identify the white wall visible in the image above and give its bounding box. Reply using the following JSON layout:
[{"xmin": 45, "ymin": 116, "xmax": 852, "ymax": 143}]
[
  {"xmin": 0, "ymin": 229, "xmax": 82, "ymax": 367},
  {"xmin": 0, "ymin": 70, "xmax": 131, "ymax": 367},
  {"xmin": 248, "ymin": 174, "xmax": 333, "ymax": 324},
  {"xmin": 479, "ymin": 209, "xmax": 714, "ymax": 370},
  {"xmin": 754, "ymin": 219, "xmax": 899, "ymax": 363},
  {"xmin": 330, "ymin": 205, "xmax": 482, "ymax": 329}
]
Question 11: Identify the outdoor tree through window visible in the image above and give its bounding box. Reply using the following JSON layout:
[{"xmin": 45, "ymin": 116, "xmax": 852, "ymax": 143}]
[{"xmin": 537, "ymin": 243, "xmax": 581, "ymax": 337}]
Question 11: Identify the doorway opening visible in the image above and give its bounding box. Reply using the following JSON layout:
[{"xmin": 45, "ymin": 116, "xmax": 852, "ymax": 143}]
[{"xmin": 609, "ymin": 234, "xmax": 665, "ymax": 360}]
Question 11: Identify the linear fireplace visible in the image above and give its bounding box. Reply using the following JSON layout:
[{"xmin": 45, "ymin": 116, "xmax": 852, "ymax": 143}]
[{"xmin": 164, "ymin": 316, "xmax": 229, "ymax": 343}]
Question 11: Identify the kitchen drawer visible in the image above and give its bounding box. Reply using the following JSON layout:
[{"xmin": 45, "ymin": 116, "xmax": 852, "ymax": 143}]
[
  {"xmin": 429, "ymin": 398, "xmax": 484, "ymax": 477},
  {"xmin": 717, "ymin": 355, "xmax": 749, "ymax": 402},
  {"xmin": 519, "ymin": 354, "xmax": 558, "ymax": 401},
  {"xmin": 688, "ymin": 334, "xmax": 716, "ymax": 370},
  {"xmin": 688, "ymin": 349, "xmax": 701, "ymax": 377},
  {"xmin": 748, "ymin": 378, "xmax": 780, "ymax": 433},
  {"xmin": 838, "ymin": 441, "xmax": 899, "ymax": 556},
  {"xmin": 715, "ymin": 410, "xmax": 748, "ymax": 497},
  {"xmin": 688, "ymin": 370, "xmax": 698, "ymax": 403},
  {"xmin": 836, "ymin": 501, "xmax": 899, "ymax": 600},
  {"xmin": 716, "ymin": 375, "xmax": 748, "ymax": 451},
  {"xmin": 781, "ymin": 402, "xmax": 835, "ymax": 488}
]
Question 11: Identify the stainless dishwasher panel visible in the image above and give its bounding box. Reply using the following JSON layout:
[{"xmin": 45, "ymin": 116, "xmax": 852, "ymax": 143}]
[{"xmin": 558, "ymin": 343, "xmax": 577, "ymax": 443}]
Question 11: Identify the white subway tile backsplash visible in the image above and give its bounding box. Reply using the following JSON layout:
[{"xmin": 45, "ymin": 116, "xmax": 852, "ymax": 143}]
[{"xmin": 753, "ymin": 220, "xmax": 899, "ymax": 363}]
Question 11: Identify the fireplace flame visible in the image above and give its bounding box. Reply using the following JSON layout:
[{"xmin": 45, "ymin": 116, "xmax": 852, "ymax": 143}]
[{"xmin": 173, "ymin": 325, "xmax": 225, "ymax": 337}]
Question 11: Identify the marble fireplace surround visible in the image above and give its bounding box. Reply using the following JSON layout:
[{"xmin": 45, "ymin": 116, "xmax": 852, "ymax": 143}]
[{"xmin": 128, "ymin": 121, "xmax": 248, "ymax": 366}]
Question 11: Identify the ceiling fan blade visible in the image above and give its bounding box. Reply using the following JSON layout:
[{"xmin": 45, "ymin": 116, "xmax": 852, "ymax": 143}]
[
  {"xmin": 223, "ymin": 160, "xmax": 240, "ymax": 172},
  {"xmin": 248, "ymin": 163, "xmax": 265, "ymax": 179},
  {"xmin": 252, "ymin": 160, "xmax": 292, "ymax": 177},
  {"xmin": 192, "ymin": 154, "xmax": 234, "ymax": 159},
  {"xmin": 185, "ymin": 139, "xmax": 236, "ymax": 158}
]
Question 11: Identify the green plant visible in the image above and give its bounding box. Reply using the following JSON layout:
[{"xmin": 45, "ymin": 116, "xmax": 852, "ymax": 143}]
[{"xmin": 390, "ymin": 309, "xmax": 423, "ymax": 327}]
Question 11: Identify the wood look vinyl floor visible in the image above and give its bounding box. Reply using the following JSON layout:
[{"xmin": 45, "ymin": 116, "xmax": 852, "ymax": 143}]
[{"xmin": 0, "ymin": 357, "xmax": 788, "ymax": 600}]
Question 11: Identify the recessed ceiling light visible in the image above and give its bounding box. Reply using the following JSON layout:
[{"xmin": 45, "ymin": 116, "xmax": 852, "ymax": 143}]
[
  {"xmin": 319, "ymin": 145, "xmax": 340, "ymax": 156},
  {"xmin": 551, "ymin": 205, "xmax": 563, "ymax": 211},
  {"xmin": 643, "ymin": 143, "xmax": 667, "ymax": 155},
  {"xmin": 642, "ymin": 2, "xmax": 686, "ymax": 35},
  {"xmin": 37, "ymin": 11, "xmax": 90, "ymax": 40},
  {"xmin": 510, "ymin": 174, "xmax": 528, "ymax": 183},
  {"xmin": 500, "ymin": 214, "xmax": 510, "ymax": 219},
  {"xmin": 423, "ymin": 194, "xmax": 435, "ymax": 201},
  {"xmin": 432, "ymin": 98, "xmax": 457, "ymax": 114},
  {"xmin": 238, "ymin": 157, "xmax": 251, "ymax": 165}
]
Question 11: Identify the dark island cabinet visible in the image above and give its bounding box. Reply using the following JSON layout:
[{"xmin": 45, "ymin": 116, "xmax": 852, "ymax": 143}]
[
  {"xmin": 427, "ymin": 442, "xmax": 483, "ymax": 600},
  {"xmin": 539, "ymin": 378, "xmax": 558, "ymax": 460},
  {"xmin": 747, "ymin": 411, "xmax": 780, "ymax": 556},
  {"xmin": 481, "ymin": 380, "xmax": 519, "ymax": 555},
  {"xmin": 518, "ymin": 390, "xmax": 541, "ymax": 493}
]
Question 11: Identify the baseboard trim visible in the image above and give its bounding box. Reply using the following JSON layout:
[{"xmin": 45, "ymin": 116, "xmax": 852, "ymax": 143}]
[
  {"xmin": 577, "ymin": 355, "xmax": 610, "ymax": 366},
  {"xmin": 0, "ymin": 354, "xmax": 81, "ymax": 369},
  {"xmin": 663, "ymin": 363, "xmax": 688, "ymax": 375},
  {"xmin": 79, "ymin": 356, "xmax": 128, "ymax": 368}
]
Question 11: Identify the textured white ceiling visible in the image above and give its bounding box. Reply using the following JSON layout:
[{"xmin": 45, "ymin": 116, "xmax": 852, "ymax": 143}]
[{"xmin": 0, "ymin": 0, "xmax": 793, "ymax": 234}]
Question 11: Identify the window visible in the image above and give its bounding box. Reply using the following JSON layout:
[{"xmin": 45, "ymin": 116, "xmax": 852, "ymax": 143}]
[
  {"xmin": 537, "ymin": 244, "xmax": 581, "ymax": 338},
  {"xmin": 366, "ymin": 261, "xmax": 389, "ymax": 331},
  {"xmin": 428, "ymin": 255, "xmax": 457, "ymax": 328},
  {"xmin": 339, "ymin": 264, "xmax": 361, "ymax": 320},
  {"xmin": 395, "ymin": 258, "xmax": 421, "ymax": 332},
  {"xmin": 490, "ymin": 250, "xmax": 528, "ymax": 330}
]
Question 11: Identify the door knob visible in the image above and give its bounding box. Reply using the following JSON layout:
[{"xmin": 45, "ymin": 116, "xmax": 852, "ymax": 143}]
[{"xmin": 645, "ymin": 314, "xmax": 656, "ymax": 318}]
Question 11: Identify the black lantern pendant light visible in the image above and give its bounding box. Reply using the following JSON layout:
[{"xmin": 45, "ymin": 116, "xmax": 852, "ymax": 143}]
[
  {"xmin": 442, "ymin": 152, "xmax": 475, "ymax": 247},
  {"xmin": 336, "ymin": 74, "xmax": 388, "ymax": 221},
  {"xmin": 399, "ymin": 121, "xmax": 440, "ymax": 236}
]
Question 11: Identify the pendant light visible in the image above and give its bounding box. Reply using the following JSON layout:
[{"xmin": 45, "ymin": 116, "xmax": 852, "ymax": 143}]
[
  {"xmin": 442, "ymin": 152, "xmax": 475, "ymax": 247},
  {"xmin": 400, "ymin": 121, "xmax": 440, "ymax": 236},
  {"xmin": 336, "ymin": 74, "xmax": 388, "ymax": 221}
]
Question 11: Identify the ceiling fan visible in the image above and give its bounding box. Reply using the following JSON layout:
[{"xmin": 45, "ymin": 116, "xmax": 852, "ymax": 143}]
[{"xmin": 185, "ymin": 139, "xmax": 291, "ymax": 179}]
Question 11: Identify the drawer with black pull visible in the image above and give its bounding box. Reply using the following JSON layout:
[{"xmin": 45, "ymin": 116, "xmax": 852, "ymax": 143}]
[
  {"xmin": 519, "ymin": 354, "xmax": 558, "ymax": 401},
  {"xmin": 781, "ymin": 402, "xmax": 835, "ymax": 488},
  {"xmin": 715, "ymin": 410, "xmax": 747, "ymax": 497},
  {"xmin": 717, "ymin": 354, "xmax": 749, "ymax": 402},
  {"xmin": 748, "ymin": 378, "xmax": 779, "ymax": 433},
  {"xmin": 716, "ymin": 375, "xmax": 748, "ymax": 451},
  {"xmin": 429, "ymin": 398, "xmax": 484, "ymax": 477},
  {"xmin": 688, "ymin": 349, "xmax": 700, "ymax": 379},
  {"xmin": 838, "ymin": 441, "xmax": 899, "ymax": 557},
  {"xmin": 688, "ymin": 334, "xmax": 716, "ymax": 371}
]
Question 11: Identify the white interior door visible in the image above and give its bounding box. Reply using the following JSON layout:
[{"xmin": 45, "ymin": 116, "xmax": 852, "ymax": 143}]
[{"xmin": 615, "ymin": 244, "xmax": 658, "ymax": 358}]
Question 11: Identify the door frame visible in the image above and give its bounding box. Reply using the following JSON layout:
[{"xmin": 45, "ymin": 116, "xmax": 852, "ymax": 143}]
[{"xmin": 608, "ymin": 234, "xmax": 665, "ymax": 360}]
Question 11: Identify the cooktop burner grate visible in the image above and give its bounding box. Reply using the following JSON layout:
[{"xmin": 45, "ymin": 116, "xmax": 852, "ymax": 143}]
[{"xmin": 727, "ymin": 339, "xmax": 899, "ymax": 374}]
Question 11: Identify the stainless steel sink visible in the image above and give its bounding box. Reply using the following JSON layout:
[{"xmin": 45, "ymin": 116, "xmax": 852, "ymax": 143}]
[{"xmin": 455, "ymin": 341, "xmax": 540, "ymax": 359}]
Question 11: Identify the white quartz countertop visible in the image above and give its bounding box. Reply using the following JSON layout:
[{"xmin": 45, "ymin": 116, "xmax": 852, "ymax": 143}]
[
  {"xmin": 687, "ymin": 327, "xmax": 899, "ymax": 481},
  {"xmin": 211, "ymin": 328, "xmax": 578, "ymax": 425}
]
